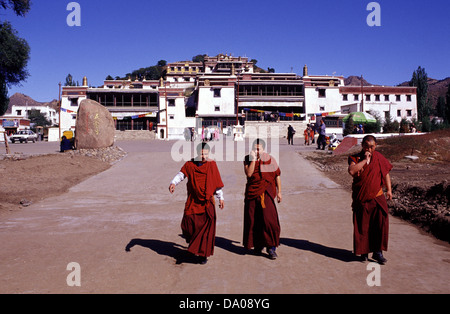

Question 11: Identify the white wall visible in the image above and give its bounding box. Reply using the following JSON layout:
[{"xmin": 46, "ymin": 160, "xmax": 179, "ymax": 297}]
[
  {"xmin": 197, "ymin": 86, "xmax": 235, "ymax": 116},
  {"xmin": 304, "ymin": 87, "xmax": 342, "ymax": 115}
]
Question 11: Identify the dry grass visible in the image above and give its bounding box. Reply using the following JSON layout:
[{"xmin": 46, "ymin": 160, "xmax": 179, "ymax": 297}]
[{"xmin": 376, "ymin": 129, "xmax": 450, "ymax": 163}]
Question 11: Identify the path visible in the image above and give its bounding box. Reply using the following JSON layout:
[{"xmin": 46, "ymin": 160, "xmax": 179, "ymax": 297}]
[{"xmin": 0, "ymin": 139, "xmax": 449, "ymax": 294}]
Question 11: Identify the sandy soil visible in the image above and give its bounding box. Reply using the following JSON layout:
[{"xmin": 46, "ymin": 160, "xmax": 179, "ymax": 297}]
[{"xmin": 0, "ymin": 154, "xmax": 111, "ymax": 216}]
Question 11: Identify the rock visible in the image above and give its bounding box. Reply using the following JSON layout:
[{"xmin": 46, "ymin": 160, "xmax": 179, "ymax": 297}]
[
  {"xmin": 404, "ymin": 155, "xmax": 419, "ymax": 161},
  {"xmin": 75, "ymin": 99, "xmax": 115, "ymax": 149},
  {"xmin": 20, "ymin": 199, "xmax": 32, "ymax": 207}
]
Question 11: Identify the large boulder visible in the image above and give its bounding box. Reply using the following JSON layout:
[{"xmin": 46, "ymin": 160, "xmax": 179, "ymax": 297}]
[{"xmin": 75, "ymin": 99, "xmax": 115, "ymax": 149}]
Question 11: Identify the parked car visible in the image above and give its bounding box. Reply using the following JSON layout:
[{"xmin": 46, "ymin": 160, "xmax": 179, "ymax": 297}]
[{"xmin": 10, "ymin": 130, "xmax": 38, "ymax": 143}]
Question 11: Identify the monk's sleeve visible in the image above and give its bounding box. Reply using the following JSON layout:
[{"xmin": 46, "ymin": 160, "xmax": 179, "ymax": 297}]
[
  {"xmin": 377, "ymin": 152, "xmax": 393, "ymax": 186},
  {"xmin": 180, "ymin": 162, "xmax": 189, "ymax": 178},
  {"xmin": 212, "ymin": 161, "xmax": 224, "ymax": 189}
]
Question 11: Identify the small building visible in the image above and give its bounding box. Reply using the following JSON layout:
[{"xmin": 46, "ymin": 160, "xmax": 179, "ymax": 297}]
[
  {"xmin": 1, "ymin": 117, "xmax": 31, "ymax": 136},
  {"xmin": 340, "ymin": 85, "xmax": 417, "ymax": 122},
  {"xmin": 61, "ymin": 76, "xmax": 159, "ymax": 136}
]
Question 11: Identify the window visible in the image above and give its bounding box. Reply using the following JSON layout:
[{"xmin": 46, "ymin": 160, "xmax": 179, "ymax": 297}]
[
  {"xmin": 406, "ymin": 95, "xmax": 412, "ymax": 102},
  {"xmin": 169, "ymin": 114, "xmax": 174, "ymax": 120},
  {"xmin": 16, "ymin": 110, "xmax": 22, "ymax": 115},
  {"xmin": 318, "ymin": 89, "xmax": 326, "ymax": 98},
  {"xmin": 343, "ymin": 94, "xmax": 348, "ymax": 101},
  {"xmin": 375, "ymin": 94, "xmax": 380, "ymax": 101},
  {"xmin": 215, "ymin": 106, "xmax": 220, "ymax": 112},
  {"xmin": 407, "ymin": 110, "xmax": 412, "ymax": 117},
  {"xmin": 70, "ymin": 98, "xmax": 78, "ymax": 106},
  {"xmin": 319, "ymin": 106, "xmax": 325, "ymax": 111},
  {"xmin": 354, "ymin": 94, "xmax": 359, "ymax": 101},
  {"xmin": 397, "ymin": 110, "xmax": 401, "ymax": 117},
  {"xmin": 384, "ymin": 95, "xmax": 390, "ymax": 101},
  {"xmin": 365, "ymin": 94, "xmax": 371, "ymax": 101},
  {"xmin": 214, "ymin": 88, "xmax": 221, "ymax": 97},
  {"xmin": 396, "ymin": 95, "xmax": 401, "ymax": 101},
  {"xmin": 168, "ymin": 99, "xmax": 175, "ymax": 107}
]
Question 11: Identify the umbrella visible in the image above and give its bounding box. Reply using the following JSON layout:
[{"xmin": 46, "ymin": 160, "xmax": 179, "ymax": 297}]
[{"xmin": 343, "ymin": 112, "xmax": 377, "ymax": 123}]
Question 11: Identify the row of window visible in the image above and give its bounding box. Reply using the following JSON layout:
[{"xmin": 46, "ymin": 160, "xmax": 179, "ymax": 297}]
[{"xmin": 342, "ymin": 94, "xmax": 412, "ymax": 102}]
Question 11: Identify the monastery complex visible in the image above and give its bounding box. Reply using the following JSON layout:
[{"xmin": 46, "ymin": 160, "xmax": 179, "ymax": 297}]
[{"xmin": 60, "ymin": 54, "xmax": 417, "ymax": 140}]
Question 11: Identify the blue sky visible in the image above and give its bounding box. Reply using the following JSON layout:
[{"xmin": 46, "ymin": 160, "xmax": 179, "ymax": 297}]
[{"xmin": 3, "ymin": 0, "xmax": 450, "ymax": 102}]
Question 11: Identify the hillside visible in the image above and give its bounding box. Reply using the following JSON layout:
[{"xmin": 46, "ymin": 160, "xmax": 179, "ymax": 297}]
[
  {"xmin": 5, "ymin": 93, "xmax": 59, "ymax": 114},
  {"xmin": 344, "ymin": 75, "xmax": 375, "ymax": 86},
  {"xmin": 398, "ymin": 77, "xmax": 450, "ymax": 110}
]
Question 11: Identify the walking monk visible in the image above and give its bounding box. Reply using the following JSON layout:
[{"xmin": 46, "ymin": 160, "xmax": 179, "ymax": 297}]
[
  {"xmin": 169, "ymin": 143, "xmax": 224, "ymax": 264},
  {"xmin": 348, "ymin": 135, "xmax": 392, "ymax": 264},
  {"xmin": 243, "ymin": 139, "xmax": 282, "ymax": 259}
]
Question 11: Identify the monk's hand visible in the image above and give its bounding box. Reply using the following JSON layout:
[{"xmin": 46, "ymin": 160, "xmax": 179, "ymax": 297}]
[
  {"xmin": 277, "ymin": 192, "xmax": 282, "ymax": 203},
  {"xmin": 219, "ymin": 200, "xmax": 224, "ymax": 210},
  {"xmin": 386, "ymin": 190, "xmax": 393, "ymax": 201},
  {"xmin": 169, "ymin": 183, "xmax": 175, "ymax": 194},
  {"xmin": 364, "ymin": 151, "xmax": 372, "ymax": 164},
  {"xmin": 250, "ymin": 150, "xmax": 257, "ymax": 161}
]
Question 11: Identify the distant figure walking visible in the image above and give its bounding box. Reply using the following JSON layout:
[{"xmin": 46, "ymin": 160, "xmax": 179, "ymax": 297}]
[
  {"xmin": 317, "ymin": 119, "xmax": 326, "ymax": 150},
  {"xmin": 287, "ymin": 124, "xmax": 295, "ymax": 145}
]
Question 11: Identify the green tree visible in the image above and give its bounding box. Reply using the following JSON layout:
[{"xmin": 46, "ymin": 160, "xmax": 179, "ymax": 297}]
[
  {"xmin": 28, "ymin": 109, "xmax": 51, "ymax": 128},
  {"xmin": 0, "ymin": 0, "xmax": 31, "ymax": 16},
  {"xmin": 192, "ymin": 54, "xmax": 207, "ymax": 63},
  {"xmin": 0, "ymin": 0, "xmax": 31, "ymax": 116},
  {"xmin": 436, "ymin": 96, "xmax": 446, "ymax": 119},
  {"xmin": 409, "ymin": 66, "xmax": 432, "ymax": 121},
  {"xmin": 383, "ymin": 113, "xmax": 399, "ymax": 133}
]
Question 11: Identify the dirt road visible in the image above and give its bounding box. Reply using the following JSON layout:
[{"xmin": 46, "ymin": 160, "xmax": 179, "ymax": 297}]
[{"xmin": 0, "ymin": 139, "xmax": 449, "ymax": 294}]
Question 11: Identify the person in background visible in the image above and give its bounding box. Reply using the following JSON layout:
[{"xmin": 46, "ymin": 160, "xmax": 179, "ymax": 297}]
[{"xmin": 317, "ymin": 119, "xmax": 326, "ymax": 150}]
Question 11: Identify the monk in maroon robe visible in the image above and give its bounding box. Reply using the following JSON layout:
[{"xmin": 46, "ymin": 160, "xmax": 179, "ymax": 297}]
[
  {"xmin": 348, "ymin": 135, "xmax": 392, "ymax": 264},
  {"xmin": 169, "ymin": 143, "xmax": 224, "ymax": 264},
  {"xmin": 243, "ymin": 139, "xmax": 282, "ymax": 260}
]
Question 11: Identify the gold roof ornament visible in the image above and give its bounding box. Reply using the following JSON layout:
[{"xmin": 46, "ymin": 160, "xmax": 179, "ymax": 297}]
[
  {"xmin": 303, "ymin": 64, "xmax": 308, "ymax": 77},
  {"xmin": 82, "ymin": 76, "xmax": 88, "ymax": 86}
]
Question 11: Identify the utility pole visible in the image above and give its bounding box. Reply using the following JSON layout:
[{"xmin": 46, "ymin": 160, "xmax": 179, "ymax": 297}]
[
  {"xmin": 236, "ymin": 72, "xmax": 240, "ymax": 125},
  {"xmin": 361, "ymin": 75, "xmax": 364, "ymax": 112},
  {"xmin": 58, "ymin": 82, "xmax": 61, "ymax": 140}
]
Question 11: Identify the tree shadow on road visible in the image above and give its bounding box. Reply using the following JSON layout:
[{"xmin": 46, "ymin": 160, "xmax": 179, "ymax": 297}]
[
  {"xmin": 280, "ymin": 237, "xmax": 359, "ymax": 262},
  {"xmin": 125, "ymin": 238, "xmax": 202, "ymax": 265}
]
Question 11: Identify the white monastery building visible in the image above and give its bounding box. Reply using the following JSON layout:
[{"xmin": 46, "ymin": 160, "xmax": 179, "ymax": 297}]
[{"xmin": 59, "ymin": 54, "xmax": 418, "ymax": 140}]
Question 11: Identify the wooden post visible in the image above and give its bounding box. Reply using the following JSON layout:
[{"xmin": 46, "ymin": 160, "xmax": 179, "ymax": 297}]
[{"xmin": 3, "ymin": 132, "xmax": 10, "ymax": 154}]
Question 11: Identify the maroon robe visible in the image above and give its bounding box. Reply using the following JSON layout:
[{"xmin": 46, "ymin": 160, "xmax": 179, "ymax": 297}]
[
  {"xmin": 243, "ymin": 152, "xmax": 281, "ymax": 250},
  {"xmin": 348, "ymin": 150, "xmax": 393, "ymax": 255},
  {"xmin": 180, "ymin": 159, "xmax": 224, "ymax": 257}
]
